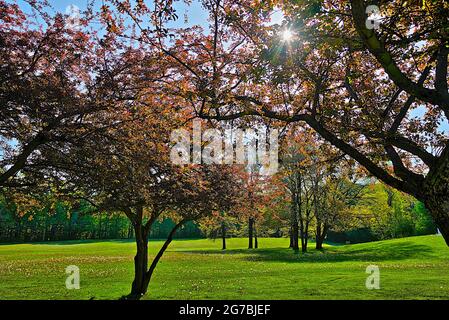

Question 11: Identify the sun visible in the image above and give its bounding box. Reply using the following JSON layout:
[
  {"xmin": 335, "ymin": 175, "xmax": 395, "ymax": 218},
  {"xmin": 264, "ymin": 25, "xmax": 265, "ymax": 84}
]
[{"xmin": 281, "ymin": 29, "xmax": 294, "ymax": 42}]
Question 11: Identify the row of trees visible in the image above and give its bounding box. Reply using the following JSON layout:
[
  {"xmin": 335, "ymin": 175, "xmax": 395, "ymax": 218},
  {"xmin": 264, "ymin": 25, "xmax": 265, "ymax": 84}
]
[
  {"xmin": 198, "ymin": 129, "xmax": 437, "ymax": 252},
  {"xmin": 0, "ymin": 199, "xmax": 202, "ymax": 242},
  {"xmin": 1, "ymin": 174, "xmax": 434, "ymax": 245}
]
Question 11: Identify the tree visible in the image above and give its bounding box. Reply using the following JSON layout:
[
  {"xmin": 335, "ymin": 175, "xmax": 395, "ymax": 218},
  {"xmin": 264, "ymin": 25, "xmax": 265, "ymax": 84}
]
[
  {"xmin": 279, "ymin": 130, "xmax": 315, "ymax": 252},
  {"xmin": 235, "ymin": 166, "xmax": 276, "ymax": 249},
  {"xmin": 199, "ymin": 210, "xmax": 240, "ymax": 250},
  {"xmin": 39, "ymin": 88, "xmax": 244, "ymax": 298},
  {"xmin": 314, "ymin": 172, "xmax": 365, "ymax": 250},
  {"xmin": 278, "ymin": 127, "xmax": 365, "ymax": 251},
  {"xmin": 2, "ymin": 1, "xmax": 251, "ymax": 299},
  {"xmin": 0, "ymin": 1, "xmax": 144, "ymax": 188},
  {"xmin": 253, "ymin": 0, "xmax": 449, "ymax": 245},
  {"xmin": 359, "ymin": 183, "xmax": 437, "ymax": 240}
]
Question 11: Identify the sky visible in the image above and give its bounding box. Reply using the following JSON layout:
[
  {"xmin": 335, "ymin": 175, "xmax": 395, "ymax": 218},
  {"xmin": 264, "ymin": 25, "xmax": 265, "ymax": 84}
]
[
  {"xmin": 16, "ymin": 0, "xmax": 210, "ymax": 28},
  {"xmin": 410, "ymin": 106, "xmax": 449, "ymax": 134}
]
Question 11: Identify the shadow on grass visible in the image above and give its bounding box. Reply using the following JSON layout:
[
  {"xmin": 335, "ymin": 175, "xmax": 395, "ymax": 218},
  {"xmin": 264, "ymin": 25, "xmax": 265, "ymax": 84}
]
[{"xmin": 179, "ymin": 241, "xmax": 435, "ymax": 264}]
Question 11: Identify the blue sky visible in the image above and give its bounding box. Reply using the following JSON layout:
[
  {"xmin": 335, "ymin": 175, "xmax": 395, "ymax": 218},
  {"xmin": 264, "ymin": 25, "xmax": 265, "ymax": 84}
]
[
  {"xmin": 410, "ymin": 106, "xmax": 449, "ymax": 134},
  {"xmin": 17, "ymin": 0, "xmax": 210, "ymax": 28}
]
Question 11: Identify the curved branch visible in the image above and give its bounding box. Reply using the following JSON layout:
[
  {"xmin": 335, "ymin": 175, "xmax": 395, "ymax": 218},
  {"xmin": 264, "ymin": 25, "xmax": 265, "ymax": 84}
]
[
  {"xmin": 0, "ymin": 132, "xmax": 49, "ymax": 187},
  {"xmin": 388, "ymin": 64, "xmax": 433, "ymax": 133},
  {"xmin": 144, "ymin": 219, "xmax": 189, "ymax": 286},
  {"xmin": 386, "ymin": 135, "xmax": 436, "ymax": 168},
  {"xmin": 384, "ymin": 145, "xmax": 424, "ymax": 189}
]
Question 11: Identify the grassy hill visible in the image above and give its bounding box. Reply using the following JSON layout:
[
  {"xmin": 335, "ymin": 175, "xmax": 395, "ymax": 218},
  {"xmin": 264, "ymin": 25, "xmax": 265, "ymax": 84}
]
[{"xmin": 0, "ymin": 235, "xmax": 448, "ymax": 300}]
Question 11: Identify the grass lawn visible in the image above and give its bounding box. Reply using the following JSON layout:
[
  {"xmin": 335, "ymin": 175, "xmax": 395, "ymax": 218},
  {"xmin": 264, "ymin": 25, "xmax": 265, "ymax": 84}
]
[{"xmin": 0, "ymin": 235, "xmax": 448, "ymax": 300}]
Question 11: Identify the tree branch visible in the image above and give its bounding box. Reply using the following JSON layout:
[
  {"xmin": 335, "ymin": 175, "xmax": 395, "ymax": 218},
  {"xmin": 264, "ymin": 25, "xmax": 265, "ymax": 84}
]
[
  {"xmin": 144, "ymin": 219, "xmax": 189, "ymax": 283},
  {"xmin": 436, "ymin": 43, "xmax": 449, "ymax": 95},
  {"xmin": 389, "ymin": 64, "xmax": 433, "ymax": 133}
]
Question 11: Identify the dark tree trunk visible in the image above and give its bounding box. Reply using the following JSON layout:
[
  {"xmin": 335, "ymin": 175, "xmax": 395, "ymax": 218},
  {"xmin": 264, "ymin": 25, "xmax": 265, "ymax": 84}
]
[
  {"xmin": 290, "ymin": 192, "xmax": 299, "ymax": 251},
  {"xmin": 299, "ymin": 219, "xmax": 307, "ymax": 253},
  {"xmin": 304, "ymin": 219, "xmax": 310, "ymax": 253},
  {"xmin": 221, "ymin": 221, "xmax": 226, "ymax": 250},
  {"xmin": 315, "ymin": 233, "xmax": 324, "ymax": 250},
  {"xmin": 316, "ymin": 223, "xmax": 328, "ymax": 250},
  {"xmin": 254, "ymin": 223, "xmax": 258, "ymax": 249},
  {"xmin": 289, "ymin": 228, "xmax": 294, "ymax": 248},
  {"xmin": 422, "ymin": 146, "xmax": 449, "ymax": 246},
  {"xmin": 427, "ymin": 203, "xmax": 449, "ymax": 245},
  {"xmin": 248, "ymin": 217, "xmax": 254, "ymax": 249},
  {"xmin": 316, "ymin": 222, "xmax": 323, "ymax": 250},
  {"xmin": 124, "ymin": 220, "xmax": 186, "ymax": 300},
  {"xmin": 315, "ymin": 220, "xmax": 328, "ymax": 250},
  {"xmin": 292, "ymin": 223, "xmax": 299, "ymax": 251},
  {"xmin": 128, "ymin": 224, "xmax": 149, "ymax": 300},
  {"xmin": 301, "ymin": 238, "xmax": 307, "ymax": 252},
  {"xmin": 142, "ymin": 221, "xmax": 186, "ymax": 295},
  {"xmin": 301, "ymin": 239, "xmax": 307, "ymax": 252},
  {"xmin": 315, "ymin": 238, "xmax": 323, "ymax": 250}
]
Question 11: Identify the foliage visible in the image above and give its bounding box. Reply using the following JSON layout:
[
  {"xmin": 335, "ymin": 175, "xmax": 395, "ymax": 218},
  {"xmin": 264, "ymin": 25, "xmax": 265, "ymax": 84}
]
[{"xmin": 350, "ymin": 183, "xmax": 437, "ymax": 241}]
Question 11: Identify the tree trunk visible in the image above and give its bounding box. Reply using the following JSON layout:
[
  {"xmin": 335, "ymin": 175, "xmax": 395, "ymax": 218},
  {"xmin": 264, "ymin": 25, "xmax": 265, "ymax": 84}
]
[
  {"xmin": 426, "ymin": 202, "xmax": 449, "ymax": 245},
  {"xmin": 290, "ymin": 192, "xmax": 299, "ymax": 251},
  {"xmin": 303, "ymin": 220, "xmax": 309, "ymax": 253},
  {"xmin": 316, "ymin": 231, "xmax": 324, "ymax": 250},
  {"xmin": 422, "ymin": 146, "xmax": 449, "ymax": 246},
  {"xmin": 299, "ymin": 219, "xmax": 307, "ymax": 253},
  {"xmin": 316, "ymin": 237, "xmax": 323, "ymax": 250},
  {"xmin": 301, "ymin": 237, "xmax": 307, "ymax": 253},
  {"xmin": 254, "ymin": 223, "xmax": 258, "ymax": 249},
  {"xmin": 248, "ymin": 217, "xmax": 254, "ymax": 249},
  {"xmin": 316, "ymin": 222, "xmax": 323, "ymax": 250},
  {"xmin": 221, "ymin": 221, "xmax": 226, "ymax": 250},
  {"xmin": 289, "ymin": 228, "xmax": 294, "ymax": 248},
  {"xmin": 292, "ymin": 222, "xmax": 299, "ymax": 251},
  {"xmin": 316, "ymin": 223, "xmax": 328, "ymax": 250},
  {"xmin": 141, "ymin": 220, "xmax": 186, "ymax": 295},
  {"xmin": 128, "ymin": 224, "xmax": 149, "ymax": 300},
  {"xmin": 123, "ymin": 220, "xmax": 186, "ymax": 300}
]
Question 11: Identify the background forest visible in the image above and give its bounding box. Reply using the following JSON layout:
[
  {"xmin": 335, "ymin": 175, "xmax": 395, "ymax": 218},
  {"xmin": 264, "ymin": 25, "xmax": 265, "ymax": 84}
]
[{"xmin": 0, "ymin": 181, "xmax": 436, "ymax": 244}]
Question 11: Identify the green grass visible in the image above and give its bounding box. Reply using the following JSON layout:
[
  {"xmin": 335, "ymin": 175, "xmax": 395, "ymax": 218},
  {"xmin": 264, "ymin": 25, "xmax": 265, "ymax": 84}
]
[{"xmin": 1, "ymin": 235, "xmax": 449, "ymax": 300}]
